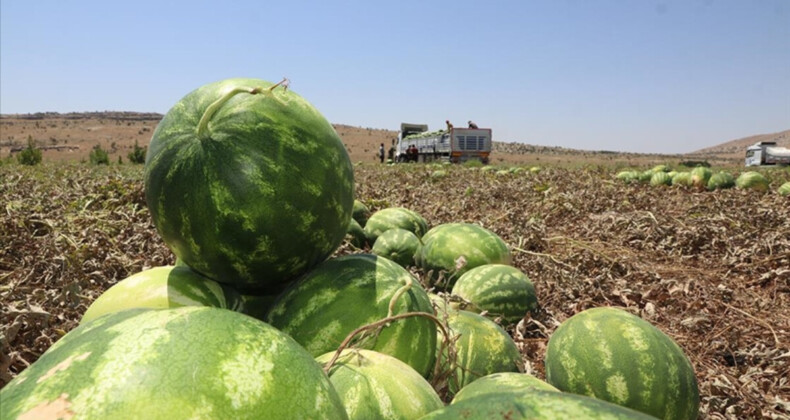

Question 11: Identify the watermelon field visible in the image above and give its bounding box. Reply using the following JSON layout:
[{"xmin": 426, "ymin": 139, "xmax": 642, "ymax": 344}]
[{"xmin": 1, "ymin": 161, "xmax": 788, "ymax": 418}]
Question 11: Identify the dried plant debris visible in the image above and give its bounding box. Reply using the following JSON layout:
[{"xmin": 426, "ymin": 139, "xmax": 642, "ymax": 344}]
[{"xmin": 1, "ymin": 163, "xmax": 789, "ymax": 418}]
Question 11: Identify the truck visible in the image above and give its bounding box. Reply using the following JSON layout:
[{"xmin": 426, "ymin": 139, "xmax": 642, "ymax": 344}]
[
  {"xmin": 744, "ymin": 141, "xmax": 790, "ymax": 166},
  {"xmin": 395, "ymin": 123, "xmax": 492, "ymax": 164}
]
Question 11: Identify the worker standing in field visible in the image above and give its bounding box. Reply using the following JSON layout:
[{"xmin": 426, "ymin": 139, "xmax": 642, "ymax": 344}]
[
  {"xmin": 378, "ymin": 143, "xmax": 385, "ymax": 163},
  {"xmin": 468, "ymin": 120, "xmax": 478, "ymax": 129}
]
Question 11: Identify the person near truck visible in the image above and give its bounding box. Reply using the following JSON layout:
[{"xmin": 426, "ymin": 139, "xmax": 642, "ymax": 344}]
[
  {"xmin": 378, "ymin": 143, "xmax": 385, "ymax": 163},
  {"xmin": 468, "ymin": 120, "xmax": 478, "ymax": 129},
  {"xmin": 446, "ymin": 120, "xmax": 454, "ymax": 131}
]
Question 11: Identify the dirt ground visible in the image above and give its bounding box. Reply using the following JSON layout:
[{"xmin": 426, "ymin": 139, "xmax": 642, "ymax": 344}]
[{"xmin": 1, "ymin": 162, "xmax": 788, "ymax": 418}]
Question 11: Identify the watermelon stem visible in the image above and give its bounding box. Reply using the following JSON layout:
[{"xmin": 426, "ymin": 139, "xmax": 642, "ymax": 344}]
[
  {"xmin": 196, "ymin": 79, "xmax": 289, "ymax": 140},
  {"xmin": 322, "ymin": 311, "xmax": 451, "ymax": 375},
  {"xmin": 386, "ymin": 276, "xmax": 413, "ymax": 318}
]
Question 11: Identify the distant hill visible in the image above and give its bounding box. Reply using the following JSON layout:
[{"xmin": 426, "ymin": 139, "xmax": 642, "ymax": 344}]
[
  {"xmin": 691, "ymin": 129, "xmax": 790, "ymax": 160},
  {"xmin": 1, "ymin": 112, "xmax": 784, "ymax": 167}
]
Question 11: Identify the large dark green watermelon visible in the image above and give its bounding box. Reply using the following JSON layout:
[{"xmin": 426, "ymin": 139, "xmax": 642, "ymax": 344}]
[
  {"xmin": 144, "ymin": 78, "xmax": 354, "ymax": 294},
  {"xmin": 0, "ymin": 307, "xmax": 349, "ymax": 419}
]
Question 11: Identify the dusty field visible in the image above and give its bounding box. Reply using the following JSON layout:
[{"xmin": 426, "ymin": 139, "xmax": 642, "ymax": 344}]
[{"xmin": 1, "ymin": 162, "xmax": 789, "ymax": 418}]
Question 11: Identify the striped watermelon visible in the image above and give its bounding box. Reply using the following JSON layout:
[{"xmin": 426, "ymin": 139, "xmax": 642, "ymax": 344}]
[
  {"xmin": 417, "ymin": 223, "xmax": 511, "ymax": 289},
  {"xmin": 316, "ymin": 349, "xmax": 443, "ymax": 420},
  {"xmin": 439, "ymin": 310, "xmax": 522, "ymax": 394},
  {"xmin": 690, "ymin": 167, "xmax": 712, "ymax": 188},
  {"xmin": 266, "ymin": 254, "xmax": 437, "ymax": 377},
  {"xmin": 239, "ymin": 293, "xmax": 279, "ymax": 322},
  {"xmin": 346, "ymin": 218, "xmax": 367, "ymax": 248},
  {"xmin": 81, "ymin": 265, "xmax": 242, "ymax": 323},
  {"xmin": 779, "ymin": 182, "xmax": 790, "ymax": 196},
  {"xmin": 545, "ymin": 307, "xmax": 699, "ymax": 420},
  {"xmin": 451, "ymin": 264, "xmax": 538, "ymax": 324},
  {"xmin": 352, "ymin": 199, "xmax": 371, "ymax": 227},
  {"xmin": 671, "ymin": 172, "xmax": 692, "ymax": 187},
  {"xmin": 144, "ymin": 77, "xmax": 354, "ymax": 295},
  {"xmin": 363, "ymin": 207, "xmax": 429, "ymax": 244},
  {"xmin": 707, "ymin": 171, "xmax": 735, "ymax": 190},
  {"xmin": 421, "ymin": 391, "xmax": 659, "ymax": 419},
  {"xmin": 450, "ymin": 372, "xmax": 558, "ymax": 404},
  {"xmin": 0, "ymin": 307, "xmax": 348, "ymax": 420},
  {"xmin": 370, "ymin": 228, "xmax": 422, "ymax": 268},
  {"xmin": 736, "ymin": 171, "xmax": 769, "ymax": 192},
  {"xmin": 649, "ymin": 172, "xmax": 672, "ymax": 187}
]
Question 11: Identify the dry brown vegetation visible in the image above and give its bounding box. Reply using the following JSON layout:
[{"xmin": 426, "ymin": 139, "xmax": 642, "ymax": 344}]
[{"xmin": 1, "ymin": 161, "xmax": 788, "ymax": 418}]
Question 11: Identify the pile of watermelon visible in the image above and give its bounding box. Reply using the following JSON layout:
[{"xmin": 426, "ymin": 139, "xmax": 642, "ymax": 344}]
[{"xmin": 0, "ymin": 78, "xmax": 700, "ymax": 420}]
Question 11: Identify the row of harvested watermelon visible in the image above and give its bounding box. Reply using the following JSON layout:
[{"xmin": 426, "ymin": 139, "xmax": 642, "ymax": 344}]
[
  {"xmin": 617, "ymin": 166, "xmax": 789, "ymax": 194},
  {"xmin": 0, "ymin": 260, "xmax": 695, "ymax": 420}
]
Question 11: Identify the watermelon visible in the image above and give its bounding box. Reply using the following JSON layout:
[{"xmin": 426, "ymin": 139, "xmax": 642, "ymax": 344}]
[
  {"xmin": 736, "ymin": 171, "xmax": 769, "ymax": 192},
  {"xmin": 370, "ymin": 228, "xmax": 422, "ymax": 268},
  {"xmin": 690, "ymin": 167, "xmax": 712, "ymax": 188},
  {"xmin": 671, "ymin": 172, "xmax": 692, "ymax": 187},
  {"xmin": 649, "ymin": 172, "xmax": 672, "ymax": 187},
  {"xmin": 316, "ymin": 349, "xmax": 443, "ymax": 420},
  {"xmin": 81, "ymin": 265, "xmax": 242, "ymax": 324},
  {"xmin": 420, "ymin": 391, "xmax": 658, "ymax": 420},
  {"xmin": 266, "ymin": 254, "xmax": 437, "ymax": 377},
  {"xmin": 239, "ymin": 293, "xmax": 279, "ymax": 322},
  {"xmin": 0, "ymin": 307, "xmax": 349, "ymax": 420},
  {"xmin": 439, "ymin": 310, "xmax": 522, "ymax": 394},
  {"xmin": 363, "ymin": 207, "xmax": 429, "ymax": 244},
  {"xmin": 637, "ymin": 170, "xmax": 653, "ymax": 183},
  {"xmin": 651, "ymin": 164, "xmax": 670, "ymax": 173},
  {"xmin": 450, "ymin": 372, "xmax": 558, "ymax": 404},
  {"xmin": 417, "ymin": 223, "xmax": 511, "ymax": 289},
  {"xmin": 346, "ymin": 218, "xmax": 368, "ymax": 248},
  {"xmin": 144, "ymin": 77, "xmax": 354, "ymax": 294},
  {"xmin": 451, "ymin": 264, "xmax": 538, "ymax": 324},
  {"xmin": 431, "ymin": 170, "xmax": 447, "ymax": 180},
  {"xmin": 352, "ymin": 199, "xmax": 371, "ymax": 227},
  {"xmin": 615, "ymin": 171, "xmax": 639, "ymax": 184},
  {"xmin": 545, "ymin": 307, "xmax": 699, "ymax": 420},
  {"xmin": 707, "ymin": 171, "xmax": 735, "ymax": 190},
  {"xmin": 779, "ymin": 182, "xmax": 790, "ymax": 196}
]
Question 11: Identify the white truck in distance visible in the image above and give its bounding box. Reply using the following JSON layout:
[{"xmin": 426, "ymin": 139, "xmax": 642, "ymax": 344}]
[
  {"xmin": 395, "ymin": 123, "xmax": 492, "ymax": 164},
  {"xmin": 745, "ymin": 142, "xmax": 790, "ymax": 166}
]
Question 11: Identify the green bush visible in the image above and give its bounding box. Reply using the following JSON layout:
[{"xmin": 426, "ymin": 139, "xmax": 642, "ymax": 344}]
[
  {"xmin": 17, "ymin": 139, "xmax": 42, "ymax": 166},
  {"xmin": 127, "ymin": 140, "xmax": 147, "ymax": 164},
  {"xmin": 89, "ymin": 144, "xmax": 110, "ymax": 165},
  {"xmin": 463, "ymin": 159, "xmax": 484, "ymax": 168}
]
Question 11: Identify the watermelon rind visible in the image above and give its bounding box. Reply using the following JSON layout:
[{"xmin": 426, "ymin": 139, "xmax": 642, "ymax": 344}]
[
  {"xmin": 420, "ymin": 391, "xmax": 659, "ymax": 419},
  {"xmin": 352, "ymin": 199, "xmax": 371, "ymax": 227},
  {"xmin": 370, "ymin": 228, "xmax": 422, "ymax": 268},
  {"xmin": 363, "ymin": 207, "xmax": 429, "ymax": 244},
  {"xmin": 417, "ymin": 223, "xmax": 511, "ymax": 289},
  {"xmin": 266, "ymin": 254, "xmax": 437, "ymax": 377},
  {"xmin": 451, "ymin": 264, "xmax": 538, "ymax": 324},
  {"xmin": 735, "ymin": 171, "xmax": 769, "ymax": 192},
  {"xmin": 316, "ymin": 349, "xmax": 443, "ymax": 420},
  {"xmin": 450, "ymin": 372, "xmax": 558, "ymax": 404},
  {"xmin": 144, "ymin": 77, "xmax": 354, "ymax": 295},
  {"xmin": 346, "ymin": 218, "xmax": 368, "ymax": 248},
  {"xmin": 438, "ymin": 310, "xmax": 522, "ymax": 394},
  {"xmin": 0, "ymin": 307, "xmax": 349, "ymax": 420},
  {"xmin": 81, "ymin": 265, "xmax": 242, "ymax": 324},
  {"xmin": 545, "ymin": 307, "xmax": 699, "ymax": 420}
]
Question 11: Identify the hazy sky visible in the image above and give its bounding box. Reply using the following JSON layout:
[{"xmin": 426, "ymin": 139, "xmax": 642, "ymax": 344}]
[{"xmin": 1, "ymin": 0, "xmax": 788, "ymax": 153}]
